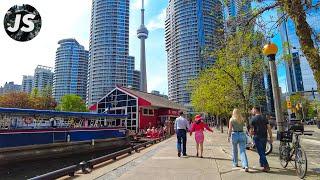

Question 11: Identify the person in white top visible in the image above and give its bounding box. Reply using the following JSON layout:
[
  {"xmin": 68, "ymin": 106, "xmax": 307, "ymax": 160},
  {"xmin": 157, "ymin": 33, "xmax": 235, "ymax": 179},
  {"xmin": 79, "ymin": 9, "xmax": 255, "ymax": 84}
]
[{"xmin": 174, "ymin": 111, "xmax": 189, "ymax": 157}]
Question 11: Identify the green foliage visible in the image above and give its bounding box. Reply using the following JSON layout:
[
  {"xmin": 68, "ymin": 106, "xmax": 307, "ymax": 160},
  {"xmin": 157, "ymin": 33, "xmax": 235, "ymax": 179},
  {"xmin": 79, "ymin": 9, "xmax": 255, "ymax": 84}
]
[
  {"xmin": 283, "ymin": 93, "xmax": 315, "ymax": 120},
  {"xmin": 190, "ymin": 30, "xmax": 266, "ymax": 122},
  {"xmin": 56, "ymin": 94, "xmax": 88, "ymax": 112},
  {"xmin": 245, "ymin": 0, "xmax": 320, "ymax": 92},
  {"xmin": 29, "ymin": 86, "xmax": 56, "ymax": 110}
]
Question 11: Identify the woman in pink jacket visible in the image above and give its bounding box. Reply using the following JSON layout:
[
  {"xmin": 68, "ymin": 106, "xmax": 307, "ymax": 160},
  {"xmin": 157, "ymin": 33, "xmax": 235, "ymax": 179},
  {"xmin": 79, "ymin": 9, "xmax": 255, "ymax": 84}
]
[{"xmin": 190, "ymin": 115, "xmax": 213, "ymax": 158}]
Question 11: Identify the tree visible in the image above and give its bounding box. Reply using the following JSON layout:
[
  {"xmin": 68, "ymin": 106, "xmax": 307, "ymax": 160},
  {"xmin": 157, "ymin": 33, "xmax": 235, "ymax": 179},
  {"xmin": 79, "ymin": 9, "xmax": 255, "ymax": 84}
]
[
  {"xmin": 56, "ymin": 94, "xmax": 88, "ymax": 112},
  {"xmin": 29, "ymin": 86, "xmax": 56, "ymax": 110},
  {"xmin": 241, "ymin": 0, "xmax": 320, "ymax": 91},
  {"xmin": 0, "ymin": 92, "xmax": 32, "ymax": 108},
  {"xmin": 39, "ymin": 86, "xmax": 56, "ymax": 110},
  {"xmin": 0, "ymin": 87, "xmax": 56, "ymax": 110},
  {"xmin": 190, "ymin": 30, "xmax": 267, "ymax": 124}
]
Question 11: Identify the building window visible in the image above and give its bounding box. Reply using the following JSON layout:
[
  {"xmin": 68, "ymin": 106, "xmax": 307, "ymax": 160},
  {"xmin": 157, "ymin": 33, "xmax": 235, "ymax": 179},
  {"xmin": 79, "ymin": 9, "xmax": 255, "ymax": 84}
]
[{"xmin": 143, "ymin": 108, "xmax": 154, "ymax": 116}]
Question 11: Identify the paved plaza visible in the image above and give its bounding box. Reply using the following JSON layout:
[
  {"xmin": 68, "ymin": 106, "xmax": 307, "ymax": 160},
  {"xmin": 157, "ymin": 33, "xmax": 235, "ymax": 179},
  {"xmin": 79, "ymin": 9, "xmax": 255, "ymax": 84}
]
[{"xmin": 66, "ymin": 127, "xmax": 320, "ymax": 180}]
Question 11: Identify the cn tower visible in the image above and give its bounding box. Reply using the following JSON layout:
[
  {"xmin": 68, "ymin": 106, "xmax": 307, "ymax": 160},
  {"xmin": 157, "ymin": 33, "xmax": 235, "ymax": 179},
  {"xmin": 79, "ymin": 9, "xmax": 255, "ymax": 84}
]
[{"xmin": 137, "ymin": 0, "xmax": 148, "ymax": 92}]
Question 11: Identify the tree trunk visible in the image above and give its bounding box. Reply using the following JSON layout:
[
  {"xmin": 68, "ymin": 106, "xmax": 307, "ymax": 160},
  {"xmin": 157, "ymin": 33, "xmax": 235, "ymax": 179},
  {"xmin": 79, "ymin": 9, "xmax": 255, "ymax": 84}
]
[
  {"xmin": 216, "ymin": 114, "xmax": 220, "ymax": 130},
  {"xmin": 282, "ymin": 0, "xmax": 320, "ymax": 89},
  {"xmin": 220, "ymin": 118, "xmax": 224, "ymax": 133}
]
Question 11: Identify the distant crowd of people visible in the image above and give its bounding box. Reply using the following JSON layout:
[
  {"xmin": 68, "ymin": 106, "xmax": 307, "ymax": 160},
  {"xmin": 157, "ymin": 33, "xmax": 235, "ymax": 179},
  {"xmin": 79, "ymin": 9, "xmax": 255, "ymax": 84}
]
[{"xmin": 139, "ymin": 123, "xmax": 168, "ymax": 139}]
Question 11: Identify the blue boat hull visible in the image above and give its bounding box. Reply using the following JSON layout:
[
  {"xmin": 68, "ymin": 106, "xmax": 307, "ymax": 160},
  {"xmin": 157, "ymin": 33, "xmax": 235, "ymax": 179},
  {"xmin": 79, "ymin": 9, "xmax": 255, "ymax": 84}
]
[{"xmin": 0, "ymin": 128, "xmax": 127, "ymax": 149}]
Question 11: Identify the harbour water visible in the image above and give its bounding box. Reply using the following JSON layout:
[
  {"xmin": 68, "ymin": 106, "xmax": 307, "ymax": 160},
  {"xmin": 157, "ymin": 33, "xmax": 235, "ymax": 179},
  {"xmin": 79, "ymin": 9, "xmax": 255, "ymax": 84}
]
[{"xmin": 0, "ymin": 146, "xmax": 128, "ymax": 180}]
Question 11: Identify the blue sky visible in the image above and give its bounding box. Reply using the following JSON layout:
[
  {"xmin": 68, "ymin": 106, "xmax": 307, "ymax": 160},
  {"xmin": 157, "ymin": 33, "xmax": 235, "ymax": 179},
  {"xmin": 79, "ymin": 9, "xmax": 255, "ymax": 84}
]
[
  {"xmin": 129, "ymin": 0, "xmax": 168, "ymax": 94},
  {"xmin": 0, "ymin": 0, "xmax": 287, "ymax": 94}
]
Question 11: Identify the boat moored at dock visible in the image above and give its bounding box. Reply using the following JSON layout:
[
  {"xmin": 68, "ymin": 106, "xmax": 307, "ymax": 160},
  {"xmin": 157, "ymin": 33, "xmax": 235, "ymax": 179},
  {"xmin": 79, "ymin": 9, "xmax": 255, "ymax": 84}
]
[{"xmin": 0, "ymin": 107, "xmax": 129, "ymax": 164}]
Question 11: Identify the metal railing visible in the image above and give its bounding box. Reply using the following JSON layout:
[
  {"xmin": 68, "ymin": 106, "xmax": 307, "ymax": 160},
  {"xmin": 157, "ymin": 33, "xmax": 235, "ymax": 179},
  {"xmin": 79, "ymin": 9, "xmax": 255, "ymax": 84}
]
[{"xmin": 29, "ymin": 137, "xmax": 167, "ymax": 180}]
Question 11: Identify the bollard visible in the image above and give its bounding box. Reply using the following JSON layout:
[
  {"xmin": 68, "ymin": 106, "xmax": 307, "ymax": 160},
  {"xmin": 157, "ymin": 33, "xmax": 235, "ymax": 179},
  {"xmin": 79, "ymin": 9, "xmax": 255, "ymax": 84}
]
[
  {"xmin": 79, "ymin": 161, "xmax": 88, "ymax": 173},
  {"xmin": 68, "ymin": 172, "xmax": 75, "ymax": 177},
  {"xmin": 67, "ymin": 134, "xmax": 70, "ymax": 142}
]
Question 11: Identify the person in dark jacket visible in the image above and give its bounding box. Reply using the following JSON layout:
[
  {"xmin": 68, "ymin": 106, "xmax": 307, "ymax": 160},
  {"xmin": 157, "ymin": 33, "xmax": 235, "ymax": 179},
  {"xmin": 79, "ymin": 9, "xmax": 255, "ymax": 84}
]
[{"xmin": 249, "ymin": 107, "xmax": 273, "ymax": 172}]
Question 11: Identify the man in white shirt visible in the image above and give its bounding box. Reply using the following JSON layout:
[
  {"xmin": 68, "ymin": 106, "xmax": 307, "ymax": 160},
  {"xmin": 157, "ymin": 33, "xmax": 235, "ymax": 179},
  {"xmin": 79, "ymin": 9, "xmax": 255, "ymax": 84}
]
[{"xmin": 174, "ymin": 111, "xmax": 189, "ymax": 157}]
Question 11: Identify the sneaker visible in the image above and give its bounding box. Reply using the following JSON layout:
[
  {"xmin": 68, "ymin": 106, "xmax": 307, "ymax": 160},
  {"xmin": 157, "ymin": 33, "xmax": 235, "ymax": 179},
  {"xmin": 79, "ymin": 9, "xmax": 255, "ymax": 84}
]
[
  {"xmin": 233, "ymin": 164, "xmax": 239, "ymax": 168},
  {"xmin": 178, "ymin": 152, "xmax": 181, "ymax": 157},
  {"xmin": 244, "ymin": 167, "xmax": 249, "ymax": 172},
  {"xmin": 182, "ymin": 154, "xmax": 187, "ymax": 157}
]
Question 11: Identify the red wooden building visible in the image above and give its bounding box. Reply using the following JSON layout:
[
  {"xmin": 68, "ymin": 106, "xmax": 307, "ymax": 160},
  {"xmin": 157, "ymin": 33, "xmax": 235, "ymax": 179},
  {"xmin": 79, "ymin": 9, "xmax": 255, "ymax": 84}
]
[{"xmin": 94, "ymin": 86, "xmax": 186, "ymax": 132}]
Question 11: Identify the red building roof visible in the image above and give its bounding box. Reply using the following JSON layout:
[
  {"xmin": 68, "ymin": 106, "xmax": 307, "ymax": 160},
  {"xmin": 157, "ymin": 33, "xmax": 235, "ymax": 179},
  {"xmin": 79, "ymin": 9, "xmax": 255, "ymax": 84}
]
[{"xmin": 118, "ymin": 86, "xmax": 187, "ymax": 110}]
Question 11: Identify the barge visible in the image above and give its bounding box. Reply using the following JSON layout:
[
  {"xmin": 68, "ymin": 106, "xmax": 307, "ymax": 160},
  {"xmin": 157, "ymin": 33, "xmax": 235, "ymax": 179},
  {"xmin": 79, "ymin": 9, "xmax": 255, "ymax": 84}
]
[{"xmin": 0, "ymin": 108, "xmax": 129, "ymax": 165}]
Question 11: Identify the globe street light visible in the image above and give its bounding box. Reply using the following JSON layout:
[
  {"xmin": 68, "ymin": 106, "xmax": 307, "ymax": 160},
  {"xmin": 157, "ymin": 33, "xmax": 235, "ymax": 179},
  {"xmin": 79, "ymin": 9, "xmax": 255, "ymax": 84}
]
[{"xmin": 262, "ymin": 43, "xmax": 285, "ymax": 134}]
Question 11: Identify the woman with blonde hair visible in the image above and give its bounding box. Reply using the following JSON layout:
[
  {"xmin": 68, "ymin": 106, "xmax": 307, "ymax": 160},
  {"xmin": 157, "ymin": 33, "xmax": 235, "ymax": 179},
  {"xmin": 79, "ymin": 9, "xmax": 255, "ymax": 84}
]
[{"xmin": 227, "ymin": 108, "xmax": 249, "ymax": 172}]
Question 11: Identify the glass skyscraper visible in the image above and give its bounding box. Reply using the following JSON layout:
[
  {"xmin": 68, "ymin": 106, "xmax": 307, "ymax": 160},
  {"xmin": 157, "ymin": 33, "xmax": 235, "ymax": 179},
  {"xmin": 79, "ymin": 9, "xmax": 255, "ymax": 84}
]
[
  {"xmin": 87, "ymin": 0, "xmax": 132, "ymax": 105},
  {"xmin": 279, "ymin": 3, "xmax": 320, "ymax": 93},
  {"xmin": 33, "ymin": 65, "xmax": 53, "ymax": 92},
  {"xmin": 53, "ymin": 39, "xmax": 89, "ymax": 102},
  {"xmin": 165, "ymin": 0, "xmax": 223, "ymax": 107},
  {"xmin": 21, "ymin": 75, "xmax": 33, "ymax": 94},
  {"xmin": 224, "ymin": 0, "xmax": 251, "ymax": 34}
]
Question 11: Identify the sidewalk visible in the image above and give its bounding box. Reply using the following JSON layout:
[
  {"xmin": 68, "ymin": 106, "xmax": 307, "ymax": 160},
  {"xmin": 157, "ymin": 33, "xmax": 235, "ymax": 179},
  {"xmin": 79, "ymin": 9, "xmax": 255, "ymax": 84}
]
[{"xmin": 72, "ymin": 131, "xmax": 319, "ymax": 180}]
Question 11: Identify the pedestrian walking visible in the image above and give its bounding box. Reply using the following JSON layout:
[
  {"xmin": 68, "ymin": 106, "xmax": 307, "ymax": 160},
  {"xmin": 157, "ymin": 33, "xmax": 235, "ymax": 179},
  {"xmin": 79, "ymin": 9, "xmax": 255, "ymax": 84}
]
[
  {"xmin": 174, "ymin": 111, "xmax": 189, "ymax": 157},
  {"xmin": 189, "ymin": 115, "xmax": 213, "ymax": 158},
  {"xmin": 249, "ymin": 107, "xmax": 273, "ymax": 172},
  {"xmin": 227, "ymin": 109, "xmax": 249, "ymax": 172}
]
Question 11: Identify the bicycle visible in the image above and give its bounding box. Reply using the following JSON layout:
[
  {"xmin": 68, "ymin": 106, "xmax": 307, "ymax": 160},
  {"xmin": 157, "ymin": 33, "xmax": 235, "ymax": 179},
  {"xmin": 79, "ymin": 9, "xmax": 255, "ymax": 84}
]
[
  {"xmin": 246, "ymin": 132, "xmax": 273, "ymax": 155},
  {"xmin": 279, "ymin": 129, "xmax": 313, "ymax": 179}
]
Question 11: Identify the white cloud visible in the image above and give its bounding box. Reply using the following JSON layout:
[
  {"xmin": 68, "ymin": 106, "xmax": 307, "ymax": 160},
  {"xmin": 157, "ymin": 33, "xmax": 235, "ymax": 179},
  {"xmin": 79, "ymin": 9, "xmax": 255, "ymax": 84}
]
[
  {"xmin": 146, "ymin": 8, "xmax": 166, "ymax": 31},
  {"xmin": 0, "ymin": 0, "xmax": 91, "ymax": 86}
]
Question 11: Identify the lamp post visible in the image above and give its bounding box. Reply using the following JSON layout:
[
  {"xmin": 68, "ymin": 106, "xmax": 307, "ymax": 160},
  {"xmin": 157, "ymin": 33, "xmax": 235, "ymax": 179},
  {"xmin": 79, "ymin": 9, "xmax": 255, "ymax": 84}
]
[{"xmin": 262, "ymin": 43, "xmax": 285, "ymax": 135}]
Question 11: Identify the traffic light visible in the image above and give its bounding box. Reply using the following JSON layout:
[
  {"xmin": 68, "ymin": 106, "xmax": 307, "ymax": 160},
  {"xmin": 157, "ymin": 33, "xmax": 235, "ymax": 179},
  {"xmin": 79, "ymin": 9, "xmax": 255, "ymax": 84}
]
[{"xmin": 287, "ymin": 101, "xmax": 292, "ymax": 108}]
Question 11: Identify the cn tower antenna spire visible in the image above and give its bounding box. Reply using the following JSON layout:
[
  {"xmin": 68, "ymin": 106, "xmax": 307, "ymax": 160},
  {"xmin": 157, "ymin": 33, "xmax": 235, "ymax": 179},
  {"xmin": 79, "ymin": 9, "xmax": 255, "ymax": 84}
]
[{"xmin": 137, "ymin": 0, "xmax": 148, "ymax": 92}]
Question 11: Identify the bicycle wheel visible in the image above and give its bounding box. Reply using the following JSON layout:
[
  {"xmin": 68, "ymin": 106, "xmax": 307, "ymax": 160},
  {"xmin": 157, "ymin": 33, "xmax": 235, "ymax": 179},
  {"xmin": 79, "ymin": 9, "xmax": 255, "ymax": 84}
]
[
  {"xmin": 295, "ymin": 147, "xmax": 308, "ymax": 179},
  {"xmin": 279, "ymin": 145, "xmax": 289, "ymax": 168},
  {"xmin": 265, "ymin": 142, "xmax": 273, "ymax": 155}
]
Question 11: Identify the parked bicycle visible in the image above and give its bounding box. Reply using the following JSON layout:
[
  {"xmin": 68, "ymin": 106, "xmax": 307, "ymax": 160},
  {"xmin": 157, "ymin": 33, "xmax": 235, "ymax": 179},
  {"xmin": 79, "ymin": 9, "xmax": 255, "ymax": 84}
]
[
  {"xmin": 279, "ymin": 129, "xmax": 313, "ymax": 179},
  {"xmin": 246, "ymin": 132, "xmax": 272, "ymax": 155}
]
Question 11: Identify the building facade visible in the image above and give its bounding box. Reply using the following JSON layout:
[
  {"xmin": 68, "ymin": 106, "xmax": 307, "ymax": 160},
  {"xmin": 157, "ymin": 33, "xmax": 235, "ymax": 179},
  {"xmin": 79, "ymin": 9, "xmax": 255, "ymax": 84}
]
[
  {"xmin": 87, "ymin": 0, "xmax": 134, "ymax": 106},
  {"xmin": 33, "ymin": 65, "xmax": 53, "ymax": 91},
  {"xmin": 1, "ymin": 82, "xmax": 21, "ymax": 94},
  {"xmin": 53, "ymin": 39, "xmax": 89, "ymax": 102},
  {"xmin": 127, "ymin": 56, "xmax": 135, "ymax": 90},
  {"xmin": 96, "ymin": 86, "xmax": 185, "ymax": 132},
  {"xmin": 279, "ymin": 3, "xmax": 320, "ymax": 93},
  {"xmin": 21, "ymin": 75, "xmax": 34, "ymax": 94},
  {"xmin": 165, "ymin": 0, "xmax": 223, "ymax": 107},
  {"xmin": 224, "ymin": 0, "xmax": 251, "ymax": 34},
  {"xmin": 133, "ymin": 70, "xmax": 141, "ymax": 91}
]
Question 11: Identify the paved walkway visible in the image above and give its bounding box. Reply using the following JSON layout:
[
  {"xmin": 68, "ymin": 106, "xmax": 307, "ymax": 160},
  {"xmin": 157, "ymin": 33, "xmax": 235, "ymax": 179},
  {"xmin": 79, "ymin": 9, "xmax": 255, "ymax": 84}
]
[{"xmin": 70, "ymin": 130, "xmax": 320, "ymax": 180}]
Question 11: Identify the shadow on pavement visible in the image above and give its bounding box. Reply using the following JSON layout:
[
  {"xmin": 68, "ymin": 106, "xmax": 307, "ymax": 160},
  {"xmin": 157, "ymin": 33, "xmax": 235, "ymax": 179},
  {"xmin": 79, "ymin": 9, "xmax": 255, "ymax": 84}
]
[
  {"xmin": 250, "ymin": 166, "xmax": 319, "ymax": 178},
  {"xmin": 187, "ymin": 155, "xmax": 231, "ymax": 161}
]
